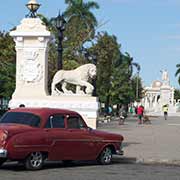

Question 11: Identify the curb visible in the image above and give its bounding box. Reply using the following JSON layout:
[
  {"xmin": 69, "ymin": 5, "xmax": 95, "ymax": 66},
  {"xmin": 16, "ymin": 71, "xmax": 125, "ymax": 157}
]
[
  {"xmin": 113, "ymin": 156, "xmax": 180, "ymax": 166},
  {"xmin": 142, "ymin": 159, "xmax": 180, "ymax": 166}
]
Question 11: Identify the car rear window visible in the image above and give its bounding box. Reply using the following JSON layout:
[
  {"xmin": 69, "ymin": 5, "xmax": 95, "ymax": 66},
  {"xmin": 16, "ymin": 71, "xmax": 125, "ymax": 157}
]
[{"xmin": 0, "ymin": 112, "xmax": 41, "ymax": 127}]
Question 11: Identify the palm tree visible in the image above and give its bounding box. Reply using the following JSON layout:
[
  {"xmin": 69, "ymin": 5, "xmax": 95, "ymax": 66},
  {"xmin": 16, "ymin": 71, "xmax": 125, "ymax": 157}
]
[
  {"xmin": 175, "ymin": 64, "xmax": 180, "ymax": 85},
  {"xmin": 64, "ymin": 0, "xmax": 99, "ymax": 26},
  {"xmin": 61, "ymin": 0, "xmax": 99, "ymax": 62},
  {"xmin": 64, "ymin": 0, "xmax": 99, "ymax": 41},
  {"xmin": 124, "ymin": 52, "xmax": 141, "ymax": 76},
  {"xmin": 123, "ymin": 52, "xmax": 141, "ymax": 100}
]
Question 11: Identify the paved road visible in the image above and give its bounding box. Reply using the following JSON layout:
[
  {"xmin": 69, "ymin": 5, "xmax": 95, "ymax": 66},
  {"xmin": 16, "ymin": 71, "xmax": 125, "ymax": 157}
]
[
  {"xmin": 1, "ymin": 161, "xmax": 180, "ymax": 180},
  {"xmin": 98, "ymin": 115, "xmax": 180, "ymax": 165}
]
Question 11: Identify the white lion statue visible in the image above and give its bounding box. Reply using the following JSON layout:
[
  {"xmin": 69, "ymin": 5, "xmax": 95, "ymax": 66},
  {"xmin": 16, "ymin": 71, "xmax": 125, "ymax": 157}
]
[{"xmin": 51, "ymin": 63, "xmax": 96, "ymax": 96}]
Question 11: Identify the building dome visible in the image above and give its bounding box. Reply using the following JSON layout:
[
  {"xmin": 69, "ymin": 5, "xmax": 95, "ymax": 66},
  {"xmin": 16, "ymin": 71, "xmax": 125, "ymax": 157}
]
[{"xmin": 151, "ymin": 80, "xmax": 162, "ymax": 88}]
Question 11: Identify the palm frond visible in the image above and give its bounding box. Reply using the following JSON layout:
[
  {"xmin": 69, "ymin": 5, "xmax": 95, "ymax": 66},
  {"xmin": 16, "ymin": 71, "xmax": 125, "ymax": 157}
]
[
  {"xmin": 84, "ymin": 1, "xmax": 100, "ymax": 10},
  {"xmin": 178, "ymin": 77, "xmax": 180, "ymax": 85},
  {"xmin": 132, "ymin": 62, "xmax": 141, "ymax": 72},
  {"xmin": 175, "ymin": 68, "xmax": 180, "ymax": 77}
]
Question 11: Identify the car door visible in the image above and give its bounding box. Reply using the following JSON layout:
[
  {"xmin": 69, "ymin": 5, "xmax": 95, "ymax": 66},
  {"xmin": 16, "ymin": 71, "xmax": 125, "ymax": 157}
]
[
  {"xmin": 44, "ymin": 114, "xmax": 70, "ymax": 160},
  {"xmin": 64, "ymin": 115, "xmax": 98, "ymax": 160}
]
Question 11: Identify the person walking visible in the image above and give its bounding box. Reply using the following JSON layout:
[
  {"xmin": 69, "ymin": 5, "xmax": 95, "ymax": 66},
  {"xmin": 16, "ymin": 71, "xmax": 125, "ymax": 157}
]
[
  {"xmin": 137, "ymin": 105, "xmax": 144, "ymax": 124},
  {"xmin": 163, "ymin": 104, "xmax": 168, "ymax": 120}
]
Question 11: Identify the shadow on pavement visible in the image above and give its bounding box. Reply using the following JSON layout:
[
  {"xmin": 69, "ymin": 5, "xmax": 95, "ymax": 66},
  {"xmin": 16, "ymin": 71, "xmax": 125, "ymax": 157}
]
[
  {"xmin": 0, "ymin": 157, "xmax": 139, "ymax": 171},
  {"xmin": 113, "ymin": 156, "xmax": 137, "ymax": 164}
]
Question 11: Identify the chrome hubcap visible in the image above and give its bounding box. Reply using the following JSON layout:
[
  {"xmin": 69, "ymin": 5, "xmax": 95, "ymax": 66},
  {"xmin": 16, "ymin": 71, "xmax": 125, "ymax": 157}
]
[
  {"xmin": 29, "ymin": 152, "xmax": 42, "ymax": 167},
  {"xmin": 102, "ymin": 148, "xmax": 112, "ymax": 163}
]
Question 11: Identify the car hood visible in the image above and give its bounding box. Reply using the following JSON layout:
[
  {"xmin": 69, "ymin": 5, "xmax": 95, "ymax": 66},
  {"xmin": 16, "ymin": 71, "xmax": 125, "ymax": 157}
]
[
  {"xmin": 0, "ymin": 123, "xmax": 36, "ymax": 135},
  {"xmin": 91, "ymin": 129, "xmax": 124, "ymax": 141}
]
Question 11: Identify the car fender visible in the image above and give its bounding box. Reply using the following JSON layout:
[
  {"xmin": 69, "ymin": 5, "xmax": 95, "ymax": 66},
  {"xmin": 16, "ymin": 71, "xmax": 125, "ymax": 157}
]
[
  {"xmin": 5, "ymin": 130, "xmax": 50, "ymax": 160},
  {"xmin": 96, "ymin": 141, "xmax": 117, "ymax": 158}
]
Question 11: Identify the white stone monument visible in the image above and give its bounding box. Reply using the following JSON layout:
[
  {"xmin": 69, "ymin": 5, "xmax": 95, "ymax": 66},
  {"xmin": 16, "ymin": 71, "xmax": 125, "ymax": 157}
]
[
  {"xmin": 143, "ymin": 70, "xmax": 176, "ymax": 115},
  {"xmin": 160, "ymin": 69, "xmax": 172, "ymax": 106},
  {"xmin": 9, "ymin": 1, "xmax": 99, "ymax": 129}
]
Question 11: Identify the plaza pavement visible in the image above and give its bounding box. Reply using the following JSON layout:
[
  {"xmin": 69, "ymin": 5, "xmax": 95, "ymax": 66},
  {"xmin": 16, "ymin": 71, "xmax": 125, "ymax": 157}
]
[{"xmin": 98, "ymin": 115, "xmax": 180, "ymax": 165}]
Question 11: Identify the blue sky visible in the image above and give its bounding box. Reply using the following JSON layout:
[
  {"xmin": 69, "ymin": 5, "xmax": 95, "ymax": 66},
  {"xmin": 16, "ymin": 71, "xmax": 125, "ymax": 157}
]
[{"xmin": 1, "ymin": 0, "xmax": 180, "ymax": 88}]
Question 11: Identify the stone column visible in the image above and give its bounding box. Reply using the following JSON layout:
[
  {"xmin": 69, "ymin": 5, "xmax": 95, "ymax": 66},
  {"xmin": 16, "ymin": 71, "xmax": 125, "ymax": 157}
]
[
  {"xmin": 10, "ymin": 18, "xmax": 51, "ymax": 99},
  {"xmin": 160, "ymin": 85, "xmax": 171, "ymax": 106}
]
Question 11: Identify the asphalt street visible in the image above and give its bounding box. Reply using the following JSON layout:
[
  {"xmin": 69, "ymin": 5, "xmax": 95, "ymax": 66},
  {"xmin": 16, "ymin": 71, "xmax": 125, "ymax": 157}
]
[{"xmin": 1, "ymin": 160, "xmax": 180, "ymax": 180}]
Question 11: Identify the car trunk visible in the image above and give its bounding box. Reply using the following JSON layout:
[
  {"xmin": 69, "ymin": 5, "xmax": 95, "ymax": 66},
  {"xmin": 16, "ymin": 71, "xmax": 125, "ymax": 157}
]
[{"xmin": 0, "ymin": 124, "xmax": 36, "ymax": 148}]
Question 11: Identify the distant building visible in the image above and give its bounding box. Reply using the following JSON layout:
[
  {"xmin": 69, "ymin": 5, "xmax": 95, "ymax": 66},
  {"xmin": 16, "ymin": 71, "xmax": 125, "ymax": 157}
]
[{"xmin": 142, "ymin": 70, "xmax": 176, "ymax": 115}]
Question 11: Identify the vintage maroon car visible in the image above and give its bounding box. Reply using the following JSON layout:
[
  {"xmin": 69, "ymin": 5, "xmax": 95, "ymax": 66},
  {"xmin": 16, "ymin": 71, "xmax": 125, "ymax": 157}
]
[{"xmin": 0, "ymin": 108, "xmax": 124, "ymax": 170}]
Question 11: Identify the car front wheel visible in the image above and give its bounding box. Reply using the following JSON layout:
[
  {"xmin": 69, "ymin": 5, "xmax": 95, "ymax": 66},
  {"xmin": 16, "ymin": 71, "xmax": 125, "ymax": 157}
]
[
  {"xmin": 98, "ymin": 147, "xmax": 112, "ymax": 165},
  {"xmin": 25, "ymin": 152, "xmax": 44, "ymax": 170}
]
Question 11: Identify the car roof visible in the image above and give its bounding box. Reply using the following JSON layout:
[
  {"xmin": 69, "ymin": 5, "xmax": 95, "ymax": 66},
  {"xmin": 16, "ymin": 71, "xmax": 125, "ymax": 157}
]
[{"xmin": 9, "ymin": 108, "xmax": 79, "ymax": 116}]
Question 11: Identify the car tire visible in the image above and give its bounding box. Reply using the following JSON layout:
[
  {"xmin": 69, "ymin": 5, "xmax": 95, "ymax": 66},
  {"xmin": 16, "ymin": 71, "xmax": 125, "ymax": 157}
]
[
  {"xmin": 25, "ymin": 152, "xmax": 44, "ymax": 170},
  {"xmin": 97, "ymin": 147, "xmax": 112, "ymax": 165}
]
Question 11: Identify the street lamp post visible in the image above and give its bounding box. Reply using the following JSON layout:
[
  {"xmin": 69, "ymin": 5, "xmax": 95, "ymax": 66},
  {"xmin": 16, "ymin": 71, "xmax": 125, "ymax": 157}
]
[
  {"xmin": 54, "ymin": 12, "xmax": 66, "ymax": 70},
  {"xmin": 26, "ymin": 0, "xmax": 41, "ymax": 18}
]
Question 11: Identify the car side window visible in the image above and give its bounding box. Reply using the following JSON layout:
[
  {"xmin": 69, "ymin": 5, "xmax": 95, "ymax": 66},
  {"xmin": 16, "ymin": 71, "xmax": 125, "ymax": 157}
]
[
  {"xmin": 45, "ymin": 114, "xmax": 65, "ymax": 128},
  {"xmin": 67, "ymin": 116, "xmax": 86, "ymax": 129}
]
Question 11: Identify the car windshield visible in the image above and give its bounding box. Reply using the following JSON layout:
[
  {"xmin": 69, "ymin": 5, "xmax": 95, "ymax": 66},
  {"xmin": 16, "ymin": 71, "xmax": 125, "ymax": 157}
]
[{"xmin": 0, "ymin": 112, "xmax": 41, "ymax": 127}]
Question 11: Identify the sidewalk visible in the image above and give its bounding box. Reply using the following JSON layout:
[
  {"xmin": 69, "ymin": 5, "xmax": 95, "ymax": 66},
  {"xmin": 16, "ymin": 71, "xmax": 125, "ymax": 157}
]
[{"xmin": 98, "ymin": 116, "xmax": 180, "ymax": 165}]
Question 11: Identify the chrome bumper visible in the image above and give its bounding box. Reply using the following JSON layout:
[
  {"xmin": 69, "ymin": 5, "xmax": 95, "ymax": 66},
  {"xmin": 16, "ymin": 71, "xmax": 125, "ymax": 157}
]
[
  {"xmin": 116, "ymin": 150, "xmax": 124, "ymax": 156},
  {"xmin": 0, "ymin": 149, "xmax": 7, "ymax": 158}
]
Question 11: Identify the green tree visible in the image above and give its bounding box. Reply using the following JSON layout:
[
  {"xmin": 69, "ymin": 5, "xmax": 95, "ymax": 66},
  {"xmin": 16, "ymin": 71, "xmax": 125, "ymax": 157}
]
[
  {"xmin": 121, "ymin": 52, "xmax": 141, "ymax": 102},
  {"xmin": 131, "ymin": 75, "xmax": 144, "ymax": 101},
  {"xmin": 64, "ymin": 0, "xmax": 99, "ymax": 53},
  {"xmin": 110, "ymin": 51, "xmax": 141, "ymax": 108},
  {"xmin": 174, "ymin": 89, "xmax": 180, "ymax": 100},
  {"xmin": 0, "ymin": 61, "xmax": 15, "ymax": 98},
  {"xmin": 0, "ymin": 31, "xmax": 15, "ymax": 64},
  {"xmin": 90, "ymin": 32, "xmax": 120, "ymax": 109},
  {"xmin": 64, "ymin": 0, "xmax": 99, "ymax": 29},
  {"xmin": 123, "ymin": 52, "xmax": 140, "ymax": 77},
  {"xmin": 110, "ymin": 56, "xmax": 132, "ymax": 106},
  {"xmin": 90, "ymin": 31, "xmax": 143, "ymax": 110},
  {"xmin": 0, "ymin": 31, "xmax": 16, "ymax": 98}
]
